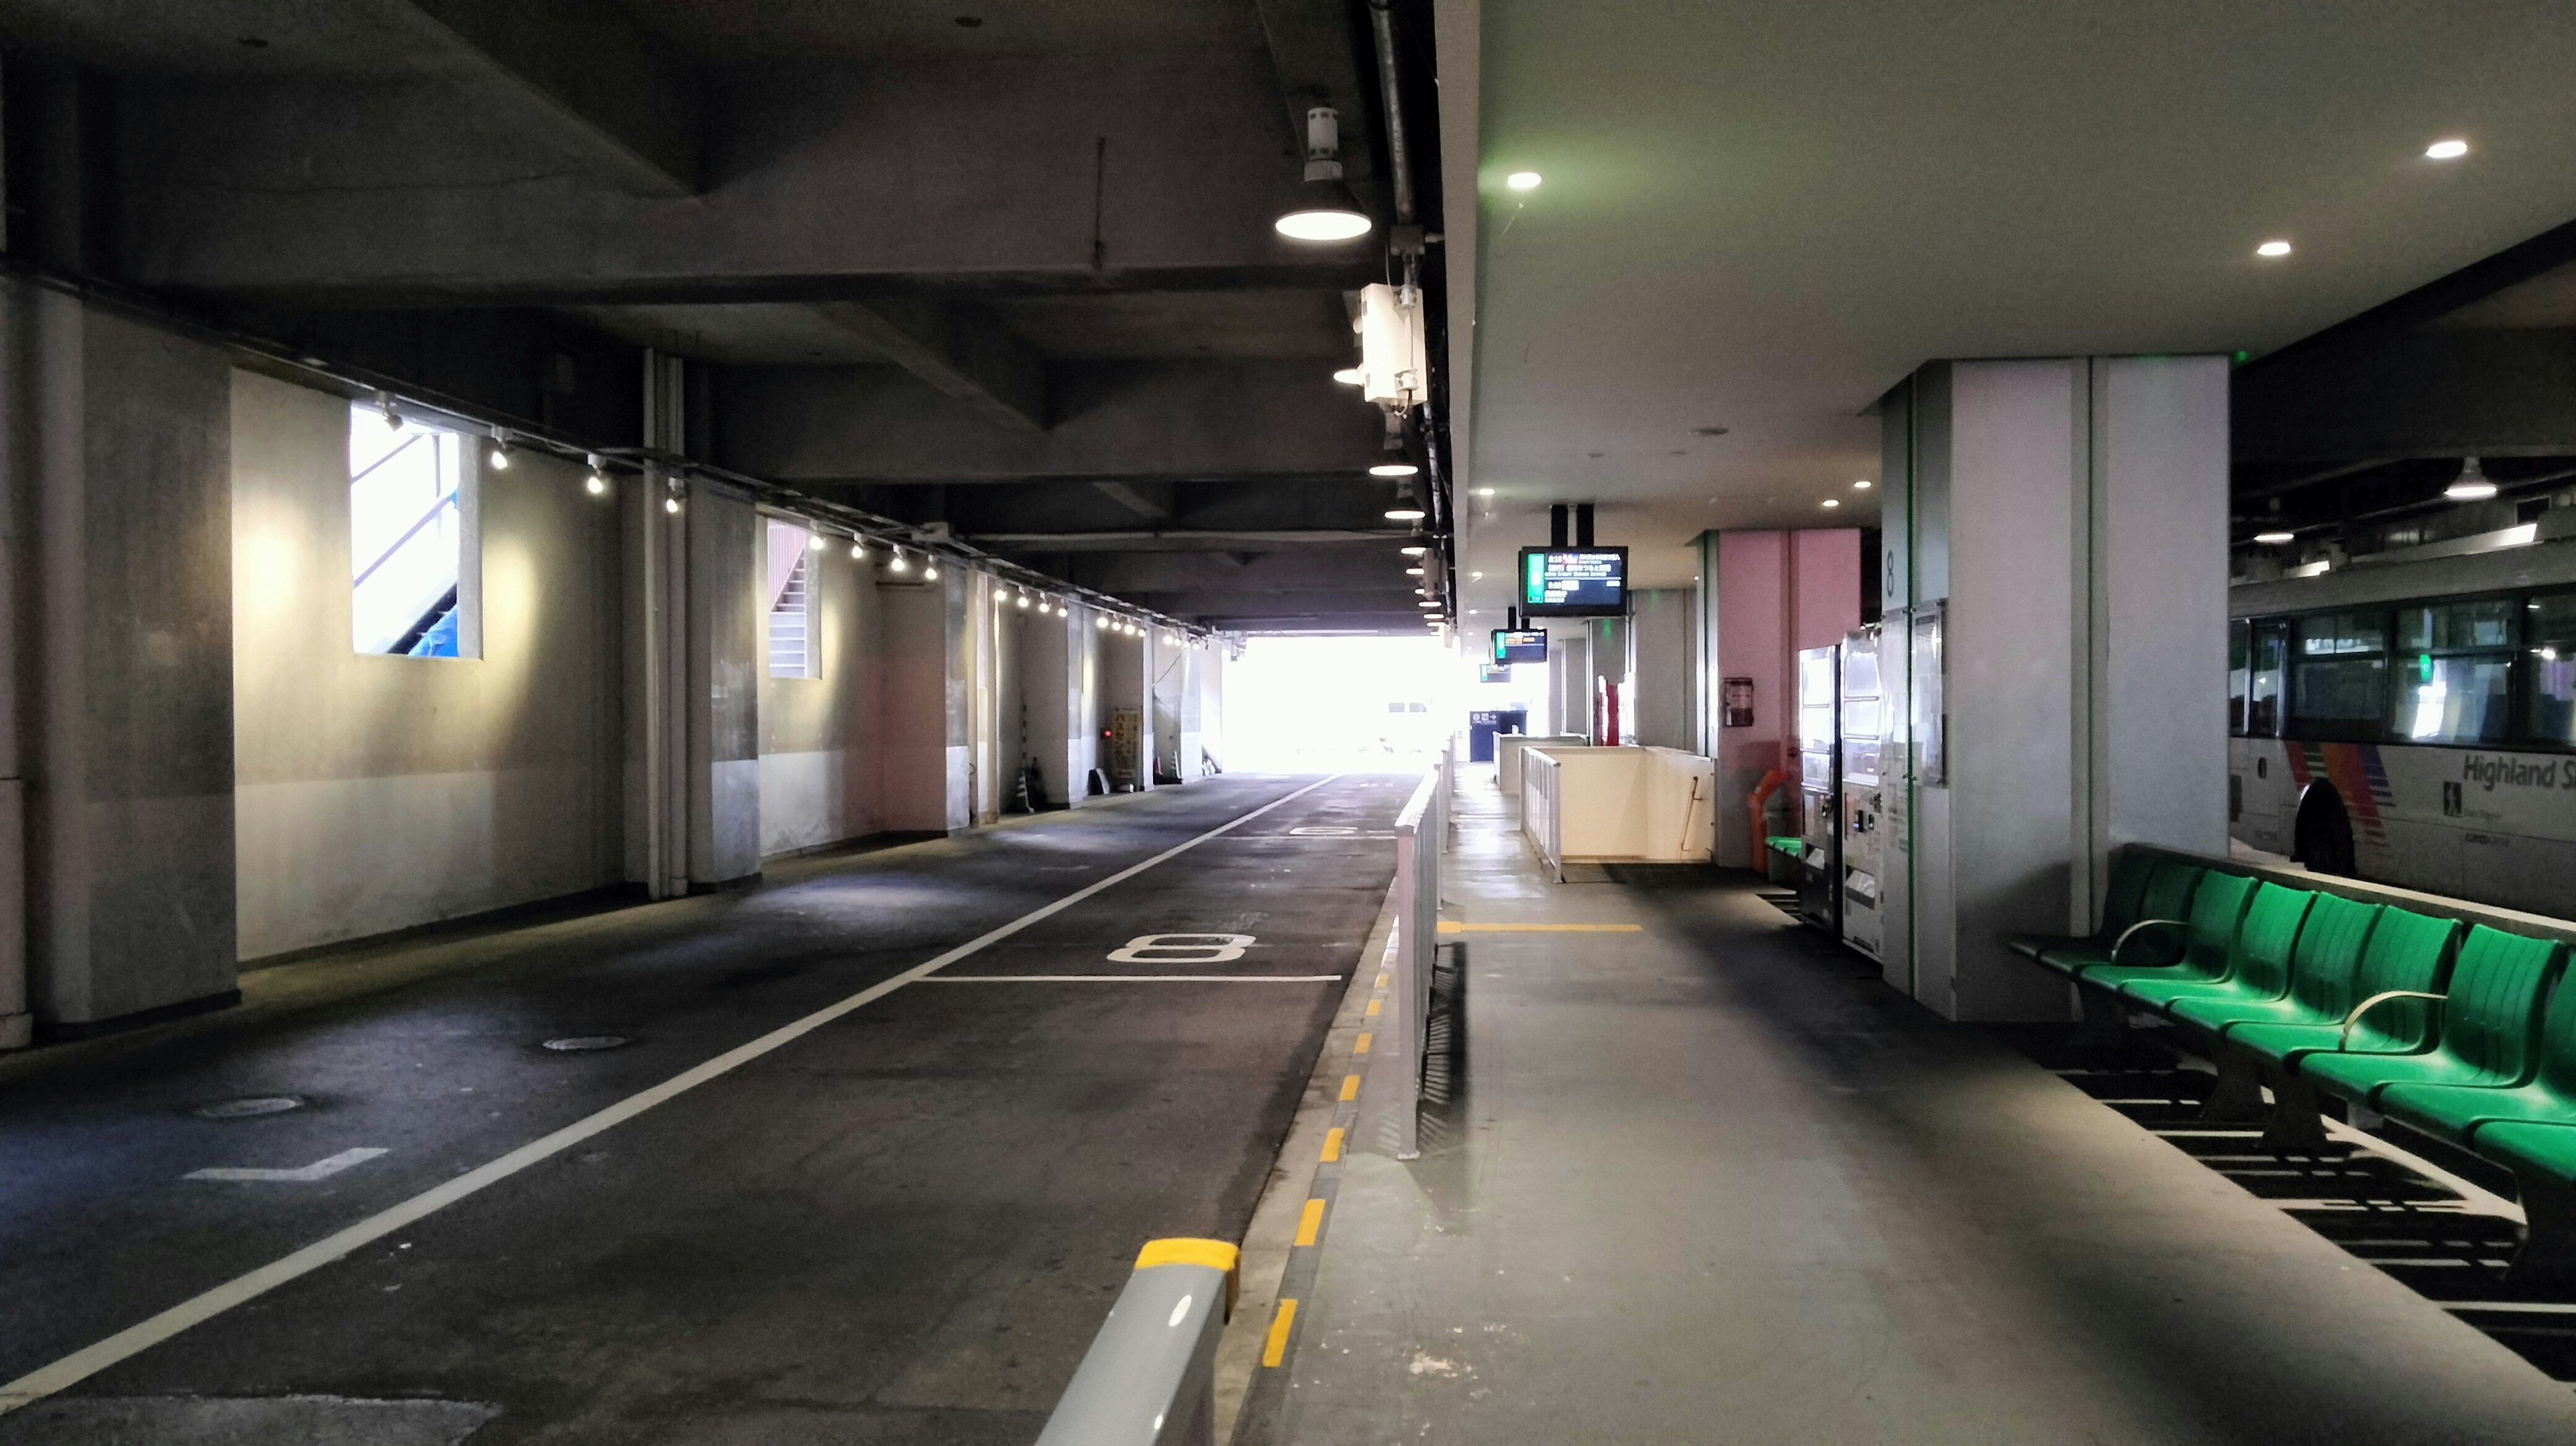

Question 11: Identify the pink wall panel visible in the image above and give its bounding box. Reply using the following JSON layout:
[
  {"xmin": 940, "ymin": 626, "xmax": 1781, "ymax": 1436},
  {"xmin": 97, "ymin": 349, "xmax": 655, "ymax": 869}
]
[{"xmin": 1792, "ymin": 529, "xmax": 1862, "ymax": 651}]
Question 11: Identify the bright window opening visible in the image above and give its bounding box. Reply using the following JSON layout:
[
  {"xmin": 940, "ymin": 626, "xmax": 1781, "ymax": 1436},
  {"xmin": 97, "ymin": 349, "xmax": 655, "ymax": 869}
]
[
  {"xmin": 1225, "ymin": 636, "xmax": 1469, "ymax": 771},
  {"xmin": 351, "ymin": 403, "xmax": 476, "ymax": 657},
  {"xmin": 767, "ymin": 520, "xmax": 818, "ymax": 678}
]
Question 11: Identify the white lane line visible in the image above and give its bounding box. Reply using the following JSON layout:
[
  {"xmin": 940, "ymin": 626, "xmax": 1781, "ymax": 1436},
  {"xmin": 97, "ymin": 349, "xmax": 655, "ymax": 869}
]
[
  {"xmin": 0, "ymin": 774, "xmax": 1344, "ymax": 1416},
  {"xmin": 919, "ymin": 975, "xmax": 1344, "ymax": 984},
  {"xmin": 186, "ymin": 1148, "xmax": 388, "ymax": 1183}
]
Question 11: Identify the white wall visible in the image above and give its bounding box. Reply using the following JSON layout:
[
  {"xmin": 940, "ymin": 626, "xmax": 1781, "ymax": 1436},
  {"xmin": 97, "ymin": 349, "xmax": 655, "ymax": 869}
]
[
  {"xmin": 758, "ymin": 529, "xmax": 879, "ymax": 856},
  {"xmin": 232, "ymin": 372, "xmax": 624, "ymax": 960}
]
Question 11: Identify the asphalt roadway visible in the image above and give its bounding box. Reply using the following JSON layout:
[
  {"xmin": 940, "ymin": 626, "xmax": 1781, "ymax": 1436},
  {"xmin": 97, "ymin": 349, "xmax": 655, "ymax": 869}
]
[{"xmin": 0, "ymin": 773, "xmax": 1408, "ymax": 1445}]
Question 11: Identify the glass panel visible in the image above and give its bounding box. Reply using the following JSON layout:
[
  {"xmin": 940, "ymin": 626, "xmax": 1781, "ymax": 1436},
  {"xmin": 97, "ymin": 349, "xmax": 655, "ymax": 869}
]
[
  {"xmin": 351, "ymin": 406, "xmax": 465, "ymax": 657},
  {"xmin": 2228, "ymin": 618, "xmax": 2250, "ymax": 735},
  {"xmin": 2297, "ymin": 610, "xmax": 2385, "ymax": 657},
  {"xmin": 2247, "ymin": 622, "xmax": 2287, "ymax": 736},
  {"xmin": 2396, "ymin": 598, "xmax": 2513, "ymax": 653},
  {"xmin": 2394, "ymin": 653, "xmax": 2511, "ymax": 743},
  {"xmin": 2525, "ymin": 593, "xmax": 2576, "ymax": 745},
  {"xmin": 2292, "ymin": 657, "xmax": 2387, "ymax": 728}
]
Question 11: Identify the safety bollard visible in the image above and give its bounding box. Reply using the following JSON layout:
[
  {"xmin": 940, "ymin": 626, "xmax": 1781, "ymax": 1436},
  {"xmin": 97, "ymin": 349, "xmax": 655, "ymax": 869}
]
[{"xmin": 1034, "ymin": 1238, "xmax": 1240, "ymax": 1446}]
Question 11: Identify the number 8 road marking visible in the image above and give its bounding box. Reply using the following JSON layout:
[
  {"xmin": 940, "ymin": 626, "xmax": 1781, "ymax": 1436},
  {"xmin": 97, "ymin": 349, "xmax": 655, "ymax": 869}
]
[{"xmin": 1108, "ymin": 934, "xmax": 1256, "ymax": 964}]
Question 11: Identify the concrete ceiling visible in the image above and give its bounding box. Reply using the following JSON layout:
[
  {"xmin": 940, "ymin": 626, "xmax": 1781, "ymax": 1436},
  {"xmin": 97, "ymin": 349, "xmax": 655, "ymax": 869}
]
[{"xmin": 1452, "ymin": 1, "xmax": 2576, "ymax": 616}]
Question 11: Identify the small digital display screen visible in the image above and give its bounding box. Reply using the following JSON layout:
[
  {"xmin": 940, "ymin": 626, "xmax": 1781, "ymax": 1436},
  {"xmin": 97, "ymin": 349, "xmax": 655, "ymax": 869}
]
[
  {"xmin": 1518, "ymin": 547, "xmax": 1628, "ymax": 617},
  {"xmin": 1492, "ymin": 629, "xmax": 1548, "ymax": 663}
]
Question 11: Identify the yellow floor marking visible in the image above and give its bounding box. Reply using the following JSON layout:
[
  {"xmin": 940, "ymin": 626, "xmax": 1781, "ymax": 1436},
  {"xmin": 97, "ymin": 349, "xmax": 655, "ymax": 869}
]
[
  {"xmin": 1263, "ymin": 1299, "xmax": 1298, "ymax": 1367},
  {"xmin": 1320, "ymin": 1127, "xmax": 1344, "ymax": 1162},
  {"xmin": 1375, "ymin": 972, "xmax": 1389, "ymax": 988},
  {"xmin": 1364, "ymin": 998, "xmax": 1381, "ymax": 1018},
  {"xmin": 1438, "ymin": 922, "xmax": 1643, "ymax": 933},
  {"xmin": 1354, "ymin": 1031, "xmax": 1373, "ymax": 1054},
  {"xmin": 1295, "ymin": 1198, "xmax": 1326, "ymax": 1247},
  {"xmin": 1339, "ymin": 1074, "xmax": 1360, "ymax": 1101}
]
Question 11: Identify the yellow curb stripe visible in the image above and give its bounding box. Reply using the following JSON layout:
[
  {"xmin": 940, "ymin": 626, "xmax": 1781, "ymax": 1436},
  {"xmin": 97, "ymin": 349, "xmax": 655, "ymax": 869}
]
[
  {"xmin": 1340, "ymin": 1074, "xmax": 1360, "ymax": 1102},
  {"xmin": 1320, "ymin": 1127, "xmax": 1344, "ymax": 1162},
  {"xmin": 1375, "ymin": 972, "xmax": 1389, "ymax": 988},
  {"xmin": 1295, "ymin": 1198, "xmax": 1326, "ymax": 1247},
  {"xmin": 1354, "ymin": 1032, "xmax": 1372, "ymax": 1055},
  {"xmin": 1364, "ymin": 998, "xmax": 1381, "ymax": 1018},
  {"xmin": 1263, "ymin": 1299, "xmax": 1298, "ymax": 1368}
]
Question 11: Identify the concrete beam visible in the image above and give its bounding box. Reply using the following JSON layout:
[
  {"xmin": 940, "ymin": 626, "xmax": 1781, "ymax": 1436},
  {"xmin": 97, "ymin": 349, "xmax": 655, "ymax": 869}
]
[
  {"xmin": 979, "ymin": 529, "xmax": 1408, "ymax": 551},
  {"xmin": 809, "ymin": 300, "xmax": 1046, "ymax": 432},
  {"xmin": 716, "ymin": 360, "xmax": 1387, "ymax": 484},
  {"xmin": 121, "ymin": 52, "xmax": 1348, "ymax": 301},
  {"xmin": 1091, "ymin": 481, "xmax": 1172, "ymax": 520},
  {"xmin": 2235, "ymin": 327, "xmax": 2576, "ymax": 464},
  {"xmin": 374, "ymin": 0, "xmax": 700, "ymax": 197}
]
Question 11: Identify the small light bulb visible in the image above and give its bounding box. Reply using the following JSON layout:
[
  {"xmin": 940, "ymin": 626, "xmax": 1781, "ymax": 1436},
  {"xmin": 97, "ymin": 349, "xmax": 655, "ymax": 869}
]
[
  {"xmin": 1016, "ymin": 592, "xmax": 1030, "ymax": 609},
  {"xmin": 1096, "ymin": 615, "xmax": 1110, "ymax": 630},
  {"xmin": 890, "ymin": 551, "xmax": 909, "ymax": 573},
  {"xmin": 850, "ymin": 539, "xmax": 865, "ymax": 559},
  {"xmin": 665, "ymin": 496, "xmax": 681, "ymax": 514},
  {"xmin": 1505, "ymin": 171, "xmax": 1542, "ymax": 190},
  {"xmin": 923, "ymin": 562, "xmax": 939, "ymax": 579},
  {"xmin": 808, "ymin": 531, "xmax": 826, "ymax": 552},
  {"xmin": 488, "ymin": 444, "xmax": 511, "ymax": 470},
  {"xmin": 585, "ymin": 472, "xmax": 606, "ymax": 495}
]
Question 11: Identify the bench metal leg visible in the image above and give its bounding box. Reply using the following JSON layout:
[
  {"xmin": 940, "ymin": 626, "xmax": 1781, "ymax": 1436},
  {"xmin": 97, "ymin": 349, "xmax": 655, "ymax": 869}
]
[
  {"xmin": 2199, "ymin": 1044, "xmax": 2268, "ymax": 1123},
  {"xmin": 2255, "ymin": 1068, "xmax": 2330, "ymax": 1153},
  {"xmin": 2508, "ymin": 1171, "xmax": 2576, "ymax": 1292},
  {"xmin": 2072, "ymin": 985, "xmax": 2130, "ymax": 1052}
]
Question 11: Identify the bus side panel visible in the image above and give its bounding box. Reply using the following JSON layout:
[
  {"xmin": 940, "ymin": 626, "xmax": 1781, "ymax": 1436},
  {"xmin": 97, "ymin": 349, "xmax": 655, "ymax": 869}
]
[{"xmin": 2229, "ymin": 738, "xmax": 2294, "ymax": 858}]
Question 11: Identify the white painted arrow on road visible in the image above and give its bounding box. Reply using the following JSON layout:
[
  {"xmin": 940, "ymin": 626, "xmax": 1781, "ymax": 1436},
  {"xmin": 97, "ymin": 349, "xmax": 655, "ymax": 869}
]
[{"xmin": 186, "ymin": 1148, "xmax": 387, "ymax": 1183}]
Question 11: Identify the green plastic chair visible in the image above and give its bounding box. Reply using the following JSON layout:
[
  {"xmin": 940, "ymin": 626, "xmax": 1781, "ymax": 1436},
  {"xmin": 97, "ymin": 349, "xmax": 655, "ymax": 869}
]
[
  {"xmin": 2224, "ymin": 909, "xmax": 2459, "ymax": 1066},
  {"xmin": 2010, "ymin": 851, "xmax": 2159, "ymax": 965},
  {"xmin": 2297, "ymin": 927, "xmax": 2567, "ymax": 1107},
  {"xmin": 2039, "ymin": 862, "xmax": 2210, "ymax": 979},
  {"xmin": 2167, "ymin": 893, "xmax": 2379, "ymax": 1034},
  {"xmin": 2381, "ymin": 942, "xmax": 2576, "ymax": 1144}
]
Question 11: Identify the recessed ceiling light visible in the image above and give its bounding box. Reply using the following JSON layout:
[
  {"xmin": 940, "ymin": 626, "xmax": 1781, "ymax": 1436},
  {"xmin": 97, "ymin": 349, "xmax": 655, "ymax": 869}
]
[
  {"xmin": 1332, "ymin": 368, "xmax": 1363, "ymax": 385},
  {"xmin": 1470, "ymin": 571, "xmax": 1483, "ymax": 580},
  {"xmin": 1405, "ymin": 567, "xmax": 1424, "ymax": 576},
  {"xmin": 1821, "ymin": 498, "xmax": 1841, "ymax": 509},
  {"xmin": 1400, "ymin": 545, "xmax": 1427, "ymax": 556},
  {"xmin": 1505, "ymin": 171, "xmax": 1542, "ymax": 190},
  {"xmin": 2426, "ymin": 139, "xmax": 2469, "ymax": 160},
  {"xmin": 1370, "ymin": 463, "xmax": 1419, "ymax": 478},
  {"xmin": 1385, "ymin": 507, "xmax": 1426, "ymax": 521},
  {"xmin": 2256, "ymin": 239, "xmax": 2292, "ymax": 258},
  {"xmin": 1853, "ymin": 480, "xmax": 1872, "ymax": 490},
  {"xmin": 2252, "ymin": 530, "xmax": 2296, "ymax": 545},
  {"xmin": 1417, "ymin": 600, "xmax": 1440, "ymax": 608},
  {"xmin": 1474, "ymin": 487, "xmax": 1495, "ymax": 496}
]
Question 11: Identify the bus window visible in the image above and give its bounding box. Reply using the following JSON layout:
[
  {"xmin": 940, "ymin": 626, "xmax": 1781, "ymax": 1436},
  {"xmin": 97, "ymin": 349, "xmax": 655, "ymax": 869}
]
[
  {"xmin": 2247, "ymin": 620, "xmax": 2287, "ymax": 736},
  {"xmin": 2528, "ymin": 592, "xmax": 2576, "ymax": 746},
  {"xmin": 2228, "ymin": 619, "xmax": 2251, "ymax": 734},
  {"xmin": 2393, "ymin": 600, "xmax": 2513, "ymax": 744},
  {"xmin": 2293, "ymin": 611, "xmax": 2387, "ymax": 738}
]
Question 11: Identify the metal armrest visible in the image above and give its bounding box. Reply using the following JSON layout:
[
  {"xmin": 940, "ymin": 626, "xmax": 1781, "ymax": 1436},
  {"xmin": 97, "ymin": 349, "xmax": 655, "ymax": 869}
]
[
  {"xmin": 2339, "ymin": 991, "xmax": 2446, "ymax": 1050},
  {"xmin": 2108, "ymin": 918, "xmax": 2188, "ymax": 965}
]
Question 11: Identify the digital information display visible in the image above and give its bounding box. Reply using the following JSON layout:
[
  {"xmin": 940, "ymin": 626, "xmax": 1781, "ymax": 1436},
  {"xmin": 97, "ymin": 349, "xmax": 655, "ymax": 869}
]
[
  {"xmin": 1518, "ymin": 547, "xmax": 1629, "ymax": 617},
  {"xmin": 1491, "ymin": 629, "xmax": 1548, "ymax": 664}
]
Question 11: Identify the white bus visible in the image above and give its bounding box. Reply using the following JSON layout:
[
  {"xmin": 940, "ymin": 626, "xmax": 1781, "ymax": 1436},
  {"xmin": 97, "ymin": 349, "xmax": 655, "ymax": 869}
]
[{"xmin": 2229, "ymin": 534, "xmax": 2576, "ymax": 921}]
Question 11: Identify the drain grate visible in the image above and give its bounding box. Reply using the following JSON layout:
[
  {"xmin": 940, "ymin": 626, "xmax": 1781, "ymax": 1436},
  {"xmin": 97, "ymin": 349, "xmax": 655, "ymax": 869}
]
[
  {"xmin": 192, "ymin": 1096, "xmax": 304, "ymax": 1120},
  {"xmin": 541, "ymin": 1035, "xmax": 633, "ymax": 1053}
]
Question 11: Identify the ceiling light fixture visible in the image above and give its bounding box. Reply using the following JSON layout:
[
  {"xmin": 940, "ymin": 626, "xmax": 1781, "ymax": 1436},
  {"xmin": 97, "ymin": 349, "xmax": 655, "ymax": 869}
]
[
  {"xmin": 1418, "ymin": 600, "xmax": 1440, "ymax": 609},
  {"xmin": 1505, "ymin": 171, "xmax": 1542, "ymax": 190},
  {"xmin": 1401, "ymin": 545, "xmax": 1427, "ymax": 557},
  {"xmin": 2426, "ymin": 138, "xmax": 2469, "ymax": 160},
  {"xmin": 924, "ymin": 560, "xmax": 940, "ymax": 579},
  {"xmin": 1385, "ymin": 507, "xmax": 1427, "ymax": 521},
  {"xmin": 1332, "ymin": 368, "xmax": 1363, "ymax": 385},
  {"xmin": 1016, "ymin": 591, "xmax": 1030, "ymax": 609},
  {"xmin": 2252, "ymin": 529, "xmax": 2296, "ymax": 545},
  {"xmin": 851, "ymin": 538, "xmax": 866, "ymax": 559},
  {"xmin": 486, "ymin": 430, "xmax": 511, "ymax": 470},
  {"xmin": 890, "ymin": 549, "xmax": 910, "ymax": 573},
  {"xmin": 806, "ymin": 531, "xmax": 826, "ymax": 552},
  {"xmin": 1275, "ymin": 107, "xmax": 1373, "ymax": 242},
  {"xmin": 584, "ymin": 454, "xmax": 607, "ymax": 495},
  {"xmin": 2256, "ymin": 239, "xmax": 2292, "ymax": 258},
  {"xmin": 664, "ymin": 496, "xmax": 682, "ymax": 515},
  {"xmin": 2446, "ymin": 456, "xmax": 2498, "ymax": 502},
  {"xmin": 378, "ymin": 393, "xmax": 404, "ymax": 432},
  {"xmin": 1095, "ymin": 614, "xmax": 1110, "ymax": 630},
  {"xmin": 1821, "ymin": 498, "xmax": 1840, "ymax": 509},
  {"xmin": 1370, "ymin": 463, "xmax": 1420, "ymax": 478},
  {"xmin": 1474, "ymin": 486, "xmax": 1495, "ymax": 496},
  {"xmin": 1405, "ymin": 567, "xmax": 1424, "ymax": 576},
  {"xmin": 1853, "ymin": 480, "xmax": 1872, "ymax": 491}
]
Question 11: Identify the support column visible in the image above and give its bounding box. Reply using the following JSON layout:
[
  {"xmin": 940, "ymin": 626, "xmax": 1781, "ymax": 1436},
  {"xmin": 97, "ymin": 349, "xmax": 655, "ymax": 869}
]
[
  {"xmin": 684, "ymin": 487, "xmax": 761, "ymax": 885},
  {"xmin": 7, "ymin": 285, "xmax": 237, "ymax": 1032},
  {"xmin": 1023, "ymin": 604, "xmax": 1080, "ymax": 807},
  {"xmin": 1881, "ymin": 356, "xmax": 2229, "ymax": 1021},
  {"xmin": 879, "ymin": 567, "xmax": 970, "ymax": 832}
]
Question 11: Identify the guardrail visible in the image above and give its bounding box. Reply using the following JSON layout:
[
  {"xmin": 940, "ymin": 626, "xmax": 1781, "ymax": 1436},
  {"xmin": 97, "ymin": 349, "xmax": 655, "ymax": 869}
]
[
  {"xmin": 1034, "ymin": 1237, "xmax": 1240, "ymax": 1446},
  {"xmin": 1385, "ymin": 739, "xmax": 1452, "ymax": 1160}
]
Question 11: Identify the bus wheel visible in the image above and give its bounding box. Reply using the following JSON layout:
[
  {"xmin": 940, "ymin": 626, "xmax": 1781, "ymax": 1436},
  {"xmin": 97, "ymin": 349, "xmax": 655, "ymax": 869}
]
[{"xmin": 2295, "ymin": 787, "xmax": 2356, "ymax": 877}]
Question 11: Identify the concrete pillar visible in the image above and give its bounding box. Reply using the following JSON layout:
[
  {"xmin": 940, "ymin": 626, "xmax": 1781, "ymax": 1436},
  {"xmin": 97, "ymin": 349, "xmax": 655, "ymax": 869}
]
[
  {"xmin": 684, "ymin": 487, "xmax": 761, "ymax": 885},
  {"xmin": 880, "ymin": 567, "xmax": 970, "ymax": 832},
  {"xmin": 1152, "ymin": 628, "xmax": 1197, "ymax": 783},
  {"xmin": 1546, "ymin": 624, "xmax": 1591, "ymax": 737},
  {"xmin": 1879, "ymin": 357, "xmax": 2230, "ymax": 1020},
  {"xmin": 1023, "ymin": 604, "xmax": 1081, "ymax": 807},
  {"xmin": 7, "ymin": 285, "xmax": 238, "ymax": 1032},
  {"xmin": 1629, "ymin": 587, "xmax": 1700, "ymax": 752},
  {"xmin": 1694, "ymin": 530, "xmax": 1862, "ymax": 867},
  {"xmin": 1197, "ymin": 641, "xmax": 1226, "ymax": 773},
  {"xmin": 1585, "ymin": 616, "xmax": 1631, "ymax": 743}
]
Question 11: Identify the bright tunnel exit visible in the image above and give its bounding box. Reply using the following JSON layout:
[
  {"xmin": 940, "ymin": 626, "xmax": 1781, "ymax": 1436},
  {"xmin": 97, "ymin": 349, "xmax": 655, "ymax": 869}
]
[{"xmin": 1223, "ymin": 634, "xmax": 1543, "ymax": 773}]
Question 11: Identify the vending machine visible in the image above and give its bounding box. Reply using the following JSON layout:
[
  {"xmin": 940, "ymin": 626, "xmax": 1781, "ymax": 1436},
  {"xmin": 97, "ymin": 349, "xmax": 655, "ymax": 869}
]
[
  {"xmin": 1794, "ymin": 644, "xmax": 1840, "ymax": 934},
  {"xmin": 1839, "ymin": 625, "xmax": 1888, "ymax": 960}
]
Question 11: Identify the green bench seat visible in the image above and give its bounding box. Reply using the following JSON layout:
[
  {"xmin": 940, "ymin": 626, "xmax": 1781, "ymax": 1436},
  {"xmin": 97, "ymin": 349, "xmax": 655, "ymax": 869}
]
[
  {"xmin": 2295, "ymin": 926, "xmax": 2567, "ymax": 1107},
  {"xmin": 2024, "ymin": 858, "xmax": 2202, "ymax": 977},
  {"xmin": 2008, "ymin": 851, "xmax": 2157, "ymax": 963},
  {"xmin": 2219, "ymin": 907, "xmax": 2459, "ymax": 1066},
  {"xmin": 2067, "ymin": 871, "xmax": 2252, "ymax": 993},
  {"xmin": 2167, "ymin": 893, "xmax": 2379, "ymax": 1037},
  {"xmin": 2463, "ymin": 1121, "xmax": 2576, "ymax": 1288},
  {"xmin": 2376, "ymin": 934, "xmax": 2576, "ymax": 1145},
  {"xmin": 2120, "ymin": 881, "xmax": 2316, "ymax": 1013}
]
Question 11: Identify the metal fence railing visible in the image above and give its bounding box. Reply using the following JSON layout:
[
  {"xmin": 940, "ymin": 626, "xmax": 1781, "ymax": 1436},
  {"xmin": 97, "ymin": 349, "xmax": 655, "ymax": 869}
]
[
  {"xmin": 1034, "ymin": 1238, "xmax": 1240, "ymax": 1446},
  {"xmin": 1386, "ymin": 740, "xmax": 1452, "ymax": 1160}
]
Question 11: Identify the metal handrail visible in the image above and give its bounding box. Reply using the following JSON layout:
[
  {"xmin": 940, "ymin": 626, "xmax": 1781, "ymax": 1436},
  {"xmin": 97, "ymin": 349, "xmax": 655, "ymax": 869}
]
[
  {"xmin": 2108, "ymin": 917, "xmax": 2188, "ymax": 965},
  {"xmin": 1034, "ymin": 1238, "xmax": 1240, "ymax": 1446},
  {"xmin": 2339, "ymin": 990, "xmax": 2447, "ymax": 1050}
]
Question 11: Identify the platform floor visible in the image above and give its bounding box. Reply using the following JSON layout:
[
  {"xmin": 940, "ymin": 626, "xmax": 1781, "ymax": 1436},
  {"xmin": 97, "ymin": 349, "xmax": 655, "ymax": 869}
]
[
  {"xmin": 0, "ymin": 774, "xmax": 1404, "ymax": 1445},
  {"xmin": 1265, "ymin": 771, "xmax": 2576, "ymax": 1445}
]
